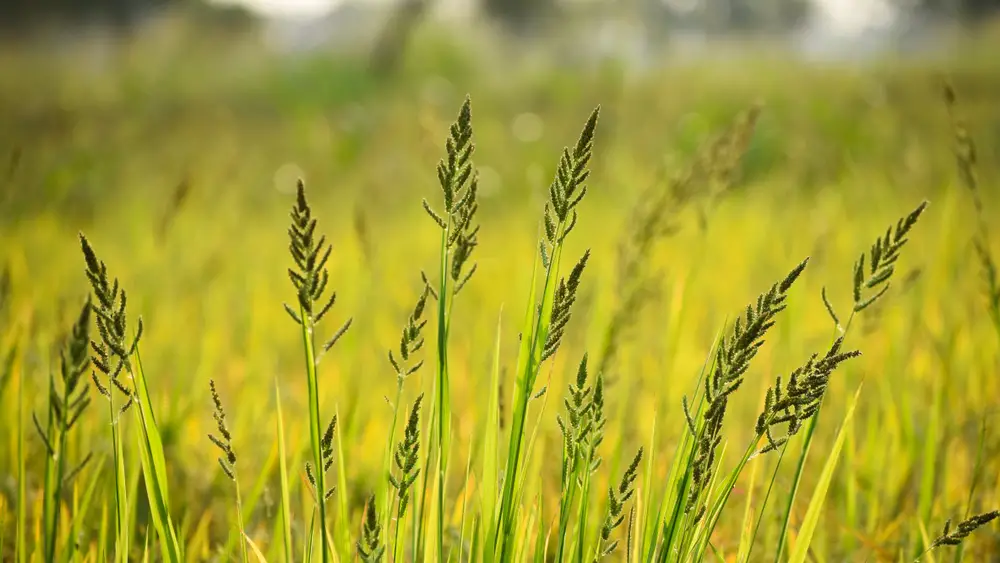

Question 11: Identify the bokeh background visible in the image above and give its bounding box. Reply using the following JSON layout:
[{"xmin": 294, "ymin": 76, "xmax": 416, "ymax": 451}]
[{"xmin": 2, "ymin": 0, "xmax": 1000, "ymax": 561}]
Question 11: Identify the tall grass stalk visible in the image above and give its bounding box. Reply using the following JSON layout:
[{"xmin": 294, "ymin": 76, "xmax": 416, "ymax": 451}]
[
  {"xmin": 942, "ymin": 83, "xmax": 1000, "ymax": 342},
  {"xmin": 78, "ymin": 235, "xmax": 133, "ymax": 562},
  {"xmin": 207, "ymin": 379, "xmax": 249, "ymax": 563},
  {"xmin": 35, "ymin": 300, "xmax": 92, "ymax": 563},
  {"xmin": 285, "ymin": 181, "xmax": 353, "ymax": 562},
  {"xmin": 79, "ymin": 234, "xmax": 183, "ymax": 562},
  {"xmin": 382, "ymin": 285, "xmax": 429, "ymax": 544},
  {"xmin": 495, "ymin": 106, "xmax": 600, "ymax": 562},
  {"xmin": 420, "ymin": 95, "xmax": 481, "ymax": 559}
]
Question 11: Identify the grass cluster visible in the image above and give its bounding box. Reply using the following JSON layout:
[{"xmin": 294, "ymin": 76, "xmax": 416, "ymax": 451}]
[{"xmin": 1, "ymin": 40, "xmax": 1000, "ymax": 563}]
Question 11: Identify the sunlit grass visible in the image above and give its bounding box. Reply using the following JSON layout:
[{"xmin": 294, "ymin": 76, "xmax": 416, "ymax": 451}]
[{"xmin": 1, "ymin": 31, "xmax": 999, "ymax": 561}]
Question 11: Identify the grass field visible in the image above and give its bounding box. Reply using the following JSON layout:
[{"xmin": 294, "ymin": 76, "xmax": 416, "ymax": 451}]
[{"xmin": 1, "ymin": 22, "xmax": 999, "ymax": 562}]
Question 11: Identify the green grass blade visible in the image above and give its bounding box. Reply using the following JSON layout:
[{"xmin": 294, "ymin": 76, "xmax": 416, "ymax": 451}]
[
  {"xmin": 480, "ymin": 307, "xmax": 503, "ymax": 561},
  {"xmin": 275, "ymin": 381, "xmax": 294, "ymax": 563},
  {"xmin": 457, "ymin": 442, "xmax": 474, "ymax": 563},
  {"xmin": 15, "ymin": 353, "xmax": 25, "ymax": 563},
  {"xmin": 787, "ymin": 384, "xmax": 862, "ymax": 563},
  {"xmin": 736, "ymin": 446, "xmax": 761, "ymax": 562},
  {"xmin": 131, "ymin": 348, "xmax": 182, "ymax": 562},
  {"xmin": 41, "ymin": 373, "xmax": 58, "ymax": 563},
  {"xmin": 492, "ymin": 249, "xmax": 540, "ymax": 561},
  {"xmin": 65, "ymin": 454, "xmax": 107, "ymax": 563}
]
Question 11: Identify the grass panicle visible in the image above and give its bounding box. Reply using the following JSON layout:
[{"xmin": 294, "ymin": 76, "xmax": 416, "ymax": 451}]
[
  {"xmin": 754, "ymin": 337, "xmax": 862, "ymax": 455},
  {"xmin": 595, "ymin": 448, "xmax": 642, "ymax": 561},
  {"xmin": 543, "ymin": 250, "xmax": 591, "ymax": 363},
  {"xmin": 601, "ymin": 104, "xmax": 761, "ymax": 378},
  {"xmin": 304, "ymin": 415, "xmax": 339, "ymax": 502},
  {"xmin": 421, "ymin": 94, "xmax": 481, "ymax": 294},
  {"xmin": 915, "ymin": 511, "xmax": 1000, "ymax": 561},
  {"xmin": 358, "ymin": 495, "xmax": 385, "ymax": 562},
  {"xmin": 388, "ymin": 285, "xmax": 430, "ymax": 384},
  {"xmin": 848, "ymin": 201, "xmax": 929, "ymax": 315},
  {"xmin": 683, "ymin": 257, "xmax": 809, "ymax": 522},
  {"xmin": 80, "ymin": 234, "xmax": 139, "ymax": 407},
  {"xmin": 389, "ymin": 394, "xmax": 423, "ymax": 561},
  {"xmin": 541, "ymin": 105, "xmax": 599, "ymax": 258},
  {"xmin": 208, "ymin": 379, "xmax": 237, "ymax": 481},
  {"xmin": 943, "ymin": 82, "xmax": 1000, "ymax": 340},
  {"xmin": 390, "ymin": 395, "xmax": 424, "ymax": 519}
]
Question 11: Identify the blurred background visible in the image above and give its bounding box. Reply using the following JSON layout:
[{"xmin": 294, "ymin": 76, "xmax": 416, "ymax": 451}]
[{"xmin": 2, "ymin": 0, "xmax": 1000, "ymax": 560}]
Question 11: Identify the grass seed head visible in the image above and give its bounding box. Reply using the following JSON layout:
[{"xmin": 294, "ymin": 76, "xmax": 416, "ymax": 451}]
[
  {"xmin": 684, "ymin": 257, "xmax": 809, "ymax": 518},
  {"xmin": 389, "ymin": 393, "xmax": 423, "ymax": 518},
  {"xmin": 207, "ymin": 379, "xmax": 237, "ymax": 481},
  {"xmin": 423, "ymin": 95, "xmax": 481, "ymax": 295},
  {"xmin": 927, "ymin": 510, "xmax": 1000, "ymax": 553},
  {"xmin": 357, "ymin": 494, "xmax": 385, "ymax": 562},
  {"xmin": 755, "ymin": 337, "xmax": 862, "ymax": 455},
  {"xmin": 79, "ymin": 233, "xmax": 139, "ymax": 406},
  {"xmin": 542, "ymin": 250, "xmax": 591, "ymax": 362},
  {"xmin": 597, "ymin": 447, "xmax": 643, "ymax": 560},
  {"xmin": 851, "ymin": 201, "xmax": 928, "ymax": 313}
]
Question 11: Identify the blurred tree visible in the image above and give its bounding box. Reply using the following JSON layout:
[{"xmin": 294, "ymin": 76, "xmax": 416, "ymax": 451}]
[
  {"xmin": 661, "ymin": 0, "xmax": 813, "ymax": 32},
  {"xmin": 370, "ymin": 0, "xmax": 430, "ymax": 76},
  {"xmin": 480, "ymin": 0, "xmax": 560, "ymax": 35},
  {"xmin": 897, "ymin": 0, "xmax": 1000, "ymax": 21},
  {"xmin": 0, "ymin": 0, "xmax": 250, "ymax": 35}
]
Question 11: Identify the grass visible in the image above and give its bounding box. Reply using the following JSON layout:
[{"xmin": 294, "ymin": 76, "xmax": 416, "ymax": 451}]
[{"xmin": 1, "ymin": 24, "xmax": 1000, "ymax": 562}]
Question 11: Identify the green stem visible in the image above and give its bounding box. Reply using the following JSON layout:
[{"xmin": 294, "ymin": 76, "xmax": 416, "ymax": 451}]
[
  {"xmin": 743, "ymin": 437, "xmax": 788, "ymax": 562},
  {"xmin": 383, "ymin": 382, "xmax": 404, "ymax": 540},
  {"xmin": 42, "ymin": 376, "xmax": 59, "ymax": 563},
  {"xmin": 555, "ymin": 461, "xmax": 579, "ymax": 562},
  {"xmin": 435, "ymin": 223, "xmax": 451, "ymax": 560},
  {"xmin": 234, "ymin": 473, "xmax": 249, "ymax": 563},
  {"xmin": 574, "ymin": 468, "xmax": 593, "ymax": 563},
  {"xmin": 391, "ymin": 494, "xmax": 404, "ymax": 563},
  {"xmin": 299, "ymin": 306, "xmax": 329, "ymax": 563}
]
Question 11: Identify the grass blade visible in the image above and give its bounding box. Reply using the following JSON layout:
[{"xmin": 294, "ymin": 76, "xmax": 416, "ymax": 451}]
[
  {"xmin": 275, "ymin": 381, "xmax": 294, "ymax": 563},
  {"xmin": 480, "ymin": 307, "xmax": 503, "ymax": 559},
  {"xmin": 787, "ymin": 383, "xmax": 862, "ymax": 563},
  {"xmin": 131, "ymin": 348, "xmax": 183, "ymax": 562},
  {"xmin": 16, "ymin": 350, "xmax": 25, "ymax": 563}
]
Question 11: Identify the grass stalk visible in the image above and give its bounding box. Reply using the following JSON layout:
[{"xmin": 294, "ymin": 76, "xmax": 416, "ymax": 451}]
[{"xmin": 285, "ymin": 181, "xmax": 353, "ymax": 562}]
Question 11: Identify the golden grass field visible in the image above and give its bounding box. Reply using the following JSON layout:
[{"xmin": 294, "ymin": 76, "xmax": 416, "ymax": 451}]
[{"xmin": 1, "ymin": 22, "xmax": 999, "ymax": 562}]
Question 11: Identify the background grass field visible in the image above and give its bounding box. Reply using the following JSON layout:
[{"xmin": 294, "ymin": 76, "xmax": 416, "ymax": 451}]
[{"xmin": 1, "ymin": 19, "xmax": 999, "ymax": 561}]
